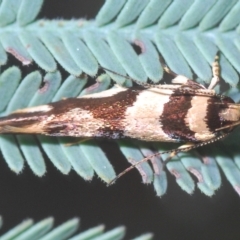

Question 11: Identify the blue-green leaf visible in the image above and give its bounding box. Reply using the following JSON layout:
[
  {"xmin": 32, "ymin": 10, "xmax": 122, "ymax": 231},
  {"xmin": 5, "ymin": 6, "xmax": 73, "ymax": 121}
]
[
  {"xmin": 0, "ymin": 0, "xmax": 21, "ymax": 27},
  {"xmin": 17, "ymin": 0, "xmax": 44, "ymax": 26},
  {"xmin": 0, "ymin": 216, "xmax": 151, "ymax": 240},
  {"xmin": 96, "ymin": 0, "xmax": 126, "ymax": 26},
  {"xmin": 39, "ymin": 32, "xmax": 82, "ymax": 76},
  {"xmin": 0, "ymin": 32, "xmax": 32, "ymax": 65},
  {"xmin": 19, "ymin": 31, "xmax": 57, "ymax": 72}
]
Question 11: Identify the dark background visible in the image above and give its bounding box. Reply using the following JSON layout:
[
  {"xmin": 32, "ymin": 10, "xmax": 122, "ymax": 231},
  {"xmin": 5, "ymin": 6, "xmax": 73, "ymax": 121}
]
[{"xmin": 1, "ymin": 1, "xmax": 240, "ymax": 239}]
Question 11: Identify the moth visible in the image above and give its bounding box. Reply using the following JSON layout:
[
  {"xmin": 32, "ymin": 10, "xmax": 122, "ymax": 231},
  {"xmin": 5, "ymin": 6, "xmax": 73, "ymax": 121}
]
[{"xmin": 0, "ymin": 56, "xmax": 239, "ymax": 182}]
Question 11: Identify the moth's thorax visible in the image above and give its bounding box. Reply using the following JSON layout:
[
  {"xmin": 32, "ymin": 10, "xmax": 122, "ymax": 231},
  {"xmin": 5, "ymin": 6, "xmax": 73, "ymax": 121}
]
[
  {"xmin": 123, "ymin": 89, "xmax": 236, "ymax": 143},
  {"xmin": 94, "ymin": 87, "xmax": 237, "ymax": 143}
]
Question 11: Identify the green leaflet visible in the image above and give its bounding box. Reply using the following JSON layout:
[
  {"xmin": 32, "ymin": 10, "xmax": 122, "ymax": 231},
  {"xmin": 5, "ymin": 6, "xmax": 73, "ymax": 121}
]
[
  {"xmin": 39, "ymin": 32, "xmax": 82, "ymax": 76},
  {"xmin": 158, "ymin": 0, "xmax": 193, "ymax": 29},
  {"xmin": 96, "ymin": 0, "xmax": 127, "ymax": 27},
  {"xmin": 0, "ymin": 32, "xmax": 32, "ymax": 65},
  {"xmin": 0, "ymin": 0, "xmax": 239, "ymax": 84},
  {"xmin": 19, "ymin": 31, "xmax": 57, "ymax": 72},
  {"xmin": 199, "ymin": 0, "xmax": 238, "ymax": 31},
  {"xmin": 9, "ymin": 217, "xmax": 54, "ymax": 240},
  {"xmin": 0, "ymin": 67, "xmax": 21, "ymax": 112},
  {"xmin": 17, "ymin": 0, "xmax": 44, "ymax": 26},
  {"xmin": 0, "ymin": 0, "xmax": 22, "ymax": 27},
  {"xmin": 0, "ymin": 216, "xmax": 152, "ymax": 240}
]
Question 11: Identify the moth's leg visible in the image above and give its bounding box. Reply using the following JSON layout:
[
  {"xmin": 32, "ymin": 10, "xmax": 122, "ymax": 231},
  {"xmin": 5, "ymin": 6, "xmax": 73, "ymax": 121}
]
[
  {"xmin": 108, "ymin": 142, "xmax": 197, "ymax": 185},
  {"xmin": 64, "ymin": 138, "xmax": 92, "ymax": 146},
  {"xmin": 161, "ymin": 61, "xmax": 206, "ymax": 89},
  {"xmin": 108, "ymin": 133, "xmax": 230, "ymax": 185},
  {"xmin": 159, "ymin": 57, "xmax": 204, "ymax": 88},
  {"xmin": 163, "ymin": 64, "xmax": 191, "ymax": 86},
  {"xmin": 162, "ymin": 64, "xmax": 177, "ymax": 77},
  {"xmin": 172, "ymin": 76, "xmax": 206, "ymax": 89},
  {"xmin": 162, "ymin": 63, "xmax": 189, "ymax": 84},
  {"xmin": 163, "ymin": 142, "xmax": 195, "ymax": 166},
  {"xmin": 127, "ymin": 157, "xmax": 150, "ymax": 183},
  {"xmin": 208, "ymin": 55, "xmax": 220, "ymax": 90}
]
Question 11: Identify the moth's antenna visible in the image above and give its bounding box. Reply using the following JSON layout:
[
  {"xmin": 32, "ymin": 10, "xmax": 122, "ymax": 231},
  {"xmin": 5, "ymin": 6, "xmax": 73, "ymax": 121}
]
[
  {"xmin": 101, "ymin": 66, "xmax": 180, "ymax": 89},
  {"xmin": 100, "ymin": 66, "xmax": 224, "ymax": 98},
  {"xmin": 215, "ymin": 121, "xmax": 240, "ymax": 131},
  {"xmin": 108, "ymin": 133, "xmax": 229, "ymax": 186},
  {"xmin": 100, "ymin": 66, "xmax": 154, "ymax": 88}
]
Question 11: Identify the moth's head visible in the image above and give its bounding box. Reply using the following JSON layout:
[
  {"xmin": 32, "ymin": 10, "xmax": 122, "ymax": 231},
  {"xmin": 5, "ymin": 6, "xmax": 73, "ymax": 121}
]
[
  {"xmin": 219, "ymin": 104, "xmax": 240, "ymax": 122},
  {"xmin": 216, "ymin": 103, "xmax": 240, "ymax": 132}
]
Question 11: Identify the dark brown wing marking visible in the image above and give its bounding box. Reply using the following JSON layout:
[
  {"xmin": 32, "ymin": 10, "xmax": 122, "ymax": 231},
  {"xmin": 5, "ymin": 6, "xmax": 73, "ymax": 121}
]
[{"xmin": 160, "ymin": 93, "xmax": 196, "ymax": 142}]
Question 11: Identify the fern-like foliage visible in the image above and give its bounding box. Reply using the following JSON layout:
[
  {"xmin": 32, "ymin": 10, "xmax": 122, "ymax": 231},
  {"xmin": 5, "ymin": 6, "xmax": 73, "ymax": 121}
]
[
  {"xmin": 0, "ymin": 216, "xmax": 152, "ymax": 240},
  {"xmin": 0, "ymin": 0, "xmax": 240, "ymax": 197}
]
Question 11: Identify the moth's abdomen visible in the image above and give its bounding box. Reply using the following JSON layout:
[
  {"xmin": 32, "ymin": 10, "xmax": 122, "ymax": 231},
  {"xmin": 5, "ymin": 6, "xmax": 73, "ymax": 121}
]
[{"xmin": 0, "ymin": 88, "xmax": 142, "ymax": 138}]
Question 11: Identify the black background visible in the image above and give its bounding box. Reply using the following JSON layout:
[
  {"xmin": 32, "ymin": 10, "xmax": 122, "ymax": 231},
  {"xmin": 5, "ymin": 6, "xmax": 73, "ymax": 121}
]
[{"xmin": 1, "ymin": 1, "xmax": 240, "ymax": 239}]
